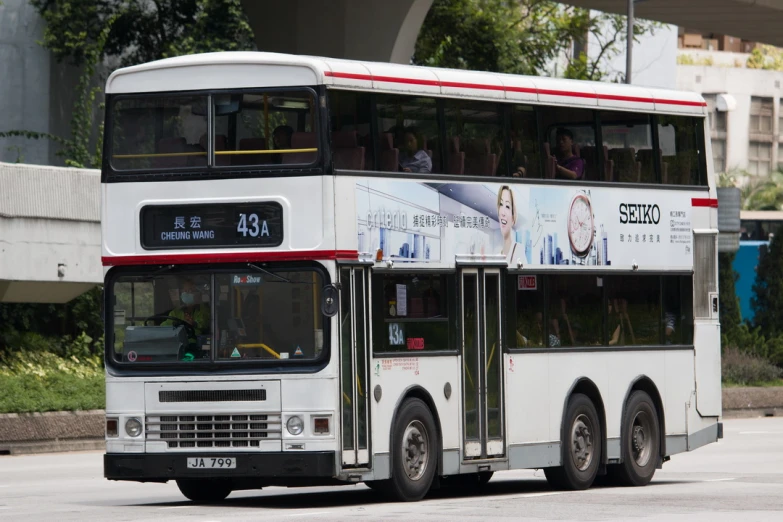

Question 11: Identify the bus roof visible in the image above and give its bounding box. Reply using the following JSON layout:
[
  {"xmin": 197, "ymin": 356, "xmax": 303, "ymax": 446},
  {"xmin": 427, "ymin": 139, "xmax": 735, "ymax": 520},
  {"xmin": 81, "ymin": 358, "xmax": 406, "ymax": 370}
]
[{"xmin": 105, "ymin": 51, "xmax": 706, "ymax": 116}]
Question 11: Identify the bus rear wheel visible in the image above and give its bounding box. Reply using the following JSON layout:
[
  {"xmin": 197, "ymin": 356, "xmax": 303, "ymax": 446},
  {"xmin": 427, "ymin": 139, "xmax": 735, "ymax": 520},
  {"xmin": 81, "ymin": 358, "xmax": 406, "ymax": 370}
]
[
  {"xmin": 382, "ymin": 398, "xmax": 438, "ymax": 502},
  {"xmin": 609, "ymin": 391, "xmax": 660, "ymax": 487},
  {"xmin": 176, "ymin": 478, "xmax": 232, "ymax": 503},
  {"xmin": 545, "ymin": 393, "xmax": 602, "ymax": 491}
]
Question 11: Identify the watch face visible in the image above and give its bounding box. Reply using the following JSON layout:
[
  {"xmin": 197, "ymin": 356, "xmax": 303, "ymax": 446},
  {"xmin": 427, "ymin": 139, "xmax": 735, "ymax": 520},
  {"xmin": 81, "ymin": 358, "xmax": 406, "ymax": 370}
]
[{"xmin": 568, "ymin": 194, "xmax": 594, "ymax": 256}]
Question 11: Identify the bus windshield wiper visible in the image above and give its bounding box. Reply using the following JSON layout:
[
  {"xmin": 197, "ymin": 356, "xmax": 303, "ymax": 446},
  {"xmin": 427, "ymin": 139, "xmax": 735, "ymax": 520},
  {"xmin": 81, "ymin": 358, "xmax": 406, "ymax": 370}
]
[{"xmin": 247, "ymin": 263, "xmax": 295, "ymax": 284}]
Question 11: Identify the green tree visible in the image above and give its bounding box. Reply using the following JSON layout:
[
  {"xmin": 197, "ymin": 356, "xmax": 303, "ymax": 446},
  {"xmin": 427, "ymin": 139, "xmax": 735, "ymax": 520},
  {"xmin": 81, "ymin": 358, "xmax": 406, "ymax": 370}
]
[
  {"xmin": 414, "ymin": 0, "xmax": 658, "ymax": 81},
  {"xmin": 31, "ymin": 0, "xmax": 254, "ymax": 68},
  {"xmin": 740, "ymin": 171, "xmax": 783, "ymax": 211},
  {"xmin": 719, "ymin": 251, "xmax": 741, "ymax": 335},
  {"xmin": 751, "ymin": 232, "xmax": 783, "ymax": 339}
]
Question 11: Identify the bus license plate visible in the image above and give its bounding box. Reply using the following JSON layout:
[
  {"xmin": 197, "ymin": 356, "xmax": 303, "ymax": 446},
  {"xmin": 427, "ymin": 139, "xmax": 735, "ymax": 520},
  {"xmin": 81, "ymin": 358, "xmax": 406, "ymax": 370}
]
[{"xmin": 187, "ymin": 457, "xmax": 237, "ymax": 469}]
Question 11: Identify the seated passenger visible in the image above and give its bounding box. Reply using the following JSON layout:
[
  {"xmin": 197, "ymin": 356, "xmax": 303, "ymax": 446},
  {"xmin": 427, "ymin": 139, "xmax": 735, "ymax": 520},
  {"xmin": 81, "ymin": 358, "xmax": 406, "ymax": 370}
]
[
  {"xmin": 399, "ymin": 128, "xmax": 432, "ymax": 174},
  {"xmin": 498, "ymin": 130, "xmax": 527, "ymax": 177},
  {"xmin": 554, "ymin": 127, "xmax": 585, "ymax": 180},
  {"xmin": 608, "ymin": 298, "xmax": 635, "ymax": 346}
]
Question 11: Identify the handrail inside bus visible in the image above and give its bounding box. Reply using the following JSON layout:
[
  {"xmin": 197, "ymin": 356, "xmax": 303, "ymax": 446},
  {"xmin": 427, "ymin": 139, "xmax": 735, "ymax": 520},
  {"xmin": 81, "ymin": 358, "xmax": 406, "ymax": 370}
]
[
  {"xmin": 112, "ymin": 148, "xmax": 318, "ymax": 159},
  {"xmin": 235, "ymin": 343, "xmax": 280, "ymax": 359}
]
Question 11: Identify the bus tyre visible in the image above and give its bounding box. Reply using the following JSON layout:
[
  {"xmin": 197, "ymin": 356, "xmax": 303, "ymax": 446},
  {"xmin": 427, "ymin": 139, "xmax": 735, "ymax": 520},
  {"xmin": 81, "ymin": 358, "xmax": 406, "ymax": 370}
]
[
  {"xmin": 176, "ymin": 479, "xmax": 232, "ymax": 503},
  {"xmin": 545, "ymin": 393, "xmax": 602, "ymax": 491},
  {"xmin": 385, "ymin": 398, "xmax": 438, "ymax": 502},
  {"xmin": 612, "ymin": 391, "xmax": 660, "ymax": 487}
]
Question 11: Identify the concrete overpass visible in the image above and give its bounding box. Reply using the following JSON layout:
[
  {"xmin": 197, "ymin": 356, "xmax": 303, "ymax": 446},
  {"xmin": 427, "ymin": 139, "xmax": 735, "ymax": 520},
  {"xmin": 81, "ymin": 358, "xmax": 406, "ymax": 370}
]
[
  {"xmin": 240, "ymin": 0, "xmax": 783, "ymax": 65},
  {"xmin": 0, "ymin": 162, "xmax": 101, "ymax": 303},
  {"xmin": 562, "ymin": 1, "xmax": 783, "ymax": 50}
]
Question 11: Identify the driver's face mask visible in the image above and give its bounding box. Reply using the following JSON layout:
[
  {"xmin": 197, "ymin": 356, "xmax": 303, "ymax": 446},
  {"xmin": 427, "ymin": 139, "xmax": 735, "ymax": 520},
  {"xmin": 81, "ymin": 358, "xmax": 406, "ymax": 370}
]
[{"xmin": 180, "ymin": 292, "xmax": 195, "ymax": 306}]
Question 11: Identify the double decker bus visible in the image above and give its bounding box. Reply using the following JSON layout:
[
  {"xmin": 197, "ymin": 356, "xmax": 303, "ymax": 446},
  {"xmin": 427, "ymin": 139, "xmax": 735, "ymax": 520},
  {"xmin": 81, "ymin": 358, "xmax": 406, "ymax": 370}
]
[{"xmin": 102, "ymin": 52, "xmax": 722, "ymax": 502}]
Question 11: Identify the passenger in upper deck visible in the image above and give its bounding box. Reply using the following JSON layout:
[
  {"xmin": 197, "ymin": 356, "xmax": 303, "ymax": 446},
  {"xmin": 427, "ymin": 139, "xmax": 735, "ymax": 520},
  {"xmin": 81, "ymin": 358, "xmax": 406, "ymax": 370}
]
[
  {"xmin": 554, "ymin": 127, "xmax": 585, "ymax": 180},
  {"xmin": 399, "ymin": 127, "xmax": 432, "ymax": 174}
]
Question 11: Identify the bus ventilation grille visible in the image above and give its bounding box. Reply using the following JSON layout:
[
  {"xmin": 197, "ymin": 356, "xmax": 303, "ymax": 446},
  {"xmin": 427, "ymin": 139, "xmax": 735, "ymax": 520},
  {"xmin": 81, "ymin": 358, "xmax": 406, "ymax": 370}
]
[
  {"xmin": 158, "ymin": 389, "xmax": 266, "ymax": 403},
  {"xmin": 145, "ymin": 413, "xmax": 282, "ymax": 448}
]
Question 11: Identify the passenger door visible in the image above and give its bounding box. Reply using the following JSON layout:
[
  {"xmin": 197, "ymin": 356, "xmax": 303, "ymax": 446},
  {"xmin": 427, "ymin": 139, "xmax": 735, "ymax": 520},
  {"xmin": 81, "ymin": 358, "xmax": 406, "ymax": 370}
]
[
  {"xmin": 460, "ymin": 267, "xmax": 505, "ymax": 459},
  {"xmin": 339, "ymin": 266, "xmax": 370, "ymax": 467}
]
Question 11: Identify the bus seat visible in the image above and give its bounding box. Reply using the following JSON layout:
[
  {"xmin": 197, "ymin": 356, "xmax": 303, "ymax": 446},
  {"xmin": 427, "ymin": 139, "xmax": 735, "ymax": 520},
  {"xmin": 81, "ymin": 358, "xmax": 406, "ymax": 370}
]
[
  {"xmin": 464, "ymin": 138, "xmax": 496, "ymax": 176},
  {"xmin": 637, "ymin": 148, "xmax": 664, "ymax": 184},
  {"xmin": 283, "ymin": 132, "xmax": 318, "ymax": 164},
  {"xmin": 233, "ymin": 137, "xmax": 268, "ymax": 166},
  {"xmin": 198, "ymin": 134, "xmax": 229, "ymax": 166},
  {"xmin": 331, "ymin": 130, "xmax": 366, "ymax": 170},
  {"xmin": 378, "ymin": 132, "xmax": 399, "ymax": 172},
  {"xmin": 542, "ymin": 143, "xmax": 557, "ymax": 179},
  {"xmin": 580, "ymin": 146, "xmax": 612, "ymax": 181},
  {"xmin": 443, "ymin": 137, "xmax": 465, "ymax": 175},
  {"xmin": 609, "ymin": 147, "xmax": 642, "ymax": 183},
  {"xmin": 154, "ymin": 137, "xmax": 187, "ymax": 168}
]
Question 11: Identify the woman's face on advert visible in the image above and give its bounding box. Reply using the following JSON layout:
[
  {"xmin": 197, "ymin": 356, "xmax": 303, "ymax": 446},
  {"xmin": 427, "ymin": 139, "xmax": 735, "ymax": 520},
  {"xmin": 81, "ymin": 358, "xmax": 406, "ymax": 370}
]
[{"xmin": 498, "ymin": 189, "xmax": 514, "ymax": 237}]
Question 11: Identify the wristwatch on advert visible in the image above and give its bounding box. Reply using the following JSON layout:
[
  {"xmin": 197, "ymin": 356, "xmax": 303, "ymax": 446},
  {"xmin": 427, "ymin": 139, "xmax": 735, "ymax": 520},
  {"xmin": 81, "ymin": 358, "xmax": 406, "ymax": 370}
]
[{"xmin": 567, "ymin": 190, "xmax": 594, "ymax": 258}]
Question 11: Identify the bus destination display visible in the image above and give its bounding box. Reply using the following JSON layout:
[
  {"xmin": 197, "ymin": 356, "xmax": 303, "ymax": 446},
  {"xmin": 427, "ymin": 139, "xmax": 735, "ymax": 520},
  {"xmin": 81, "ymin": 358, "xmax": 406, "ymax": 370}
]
[{"xmin": 141, "ymin": 202, "xmax": 283, "ymax": 249}]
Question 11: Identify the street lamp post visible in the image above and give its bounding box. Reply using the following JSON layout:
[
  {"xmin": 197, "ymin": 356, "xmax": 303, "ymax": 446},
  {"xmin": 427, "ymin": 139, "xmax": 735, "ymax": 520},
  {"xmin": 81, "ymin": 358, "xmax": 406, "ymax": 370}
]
[{"xmin": 626, "ymin": 0, "xmax": 634, "ymax": 84}]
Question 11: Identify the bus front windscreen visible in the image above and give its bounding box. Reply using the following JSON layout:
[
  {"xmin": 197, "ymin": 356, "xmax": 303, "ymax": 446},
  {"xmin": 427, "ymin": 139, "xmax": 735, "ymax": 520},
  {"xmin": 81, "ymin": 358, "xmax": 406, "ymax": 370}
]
[
  {"xmin": 109, "ymin": 268, "xmax": 325, "ymax": 366},
  {"xmin": 110, "ymin": 90, "xmax": 317, "ymax": 171}
]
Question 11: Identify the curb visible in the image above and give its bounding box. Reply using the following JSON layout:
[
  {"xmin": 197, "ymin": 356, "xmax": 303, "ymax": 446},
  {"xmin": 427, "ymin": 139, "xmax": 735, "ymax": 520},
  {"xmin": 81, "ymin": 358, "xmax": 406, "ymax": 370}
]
[{"xmin": 0, "ymin": 410, "xmax": 105, "ymax": 455}]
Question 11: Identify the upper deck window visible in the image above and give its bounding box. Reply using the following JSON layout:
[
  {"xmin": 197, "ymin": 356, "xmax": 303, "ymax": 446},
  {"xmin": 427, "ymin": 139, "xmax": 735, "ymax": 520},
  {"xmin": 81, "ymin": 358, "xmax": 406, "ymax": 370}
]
[
  {"xmin": 109, "ymin": 90, "xmax": 318, "ymax": 172},
  {"xmin": 111, "ymin": 95, "xmax": 208, "ymax": 171},
  {"xmin": 214, "ymin": 92, "xmax": 316, "ymax": 167}
]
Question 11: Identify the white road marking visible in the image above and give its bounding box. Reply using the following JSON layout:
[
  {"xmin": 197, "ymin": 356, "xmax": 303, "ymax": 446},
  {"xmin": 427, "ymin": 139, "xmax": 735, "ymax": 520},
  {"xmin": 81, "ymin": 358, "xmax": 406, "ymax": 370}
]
[
  {"xmin": 739, "ymin": 431, "xmax": 782, "ymax": 435},
  {"xmin": 159, "ymin": 505, "xmax": 194, "ymax": 510},
  {"xmin": 705, "ymin": 478, "xmax": 736, "ymax": 482},
  {"xmin": 286, "ymin": 511, "xmax": 330, "ymax": 517}
]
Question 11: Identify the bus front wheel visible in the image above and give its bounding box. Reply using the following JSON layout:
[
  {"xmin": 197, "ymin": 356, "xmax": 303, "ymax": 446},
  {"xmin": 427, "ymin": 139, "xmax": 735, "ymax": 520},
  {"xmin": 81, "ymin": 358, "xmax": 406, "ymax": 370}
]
[
  {"xmin": 383, "ymin": 398, "xmax": 438, "ymax": 502},
  {"xmin": 545, "ymin": 393, "xmax": 602, "ymax": 490},
  {"xmin": 609, "ymin": 391, "xmax": 660, "ymax": 487},
  {"xmin": 176, "ymin": 478, "xmax": 232, "ymax": 503}
]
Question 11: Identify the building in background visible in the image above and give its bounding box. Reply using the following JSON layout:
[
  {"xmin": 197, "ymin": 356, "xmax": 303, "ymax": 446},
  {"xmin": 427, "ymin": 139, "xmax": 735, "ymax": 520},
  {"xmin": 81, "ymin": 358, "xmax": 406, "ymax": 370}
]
[{"xmin": 677, "ymin": 29, "xmax": 783, "ymax": 176}]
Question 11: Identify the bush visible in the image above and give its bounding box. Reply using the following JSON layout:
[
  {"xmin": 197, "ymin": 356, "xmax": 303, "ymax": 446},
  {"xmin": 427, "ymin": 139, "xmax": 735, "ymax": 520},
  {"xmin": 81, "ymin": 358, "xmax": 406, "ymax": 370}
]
[
  {"xmin": 722, "ymin": 346, "xmax": 783, "ymax": 386},
  {"xmin": 722, "ymin": 323, "xmax": 783, "ymax": 366},
  {"xmin": 0, "ymin": 334, "xmax": 104, "ymax": 413},
  {"xmin": 0, "ymin": 372, "xmax": 105, "ymax": 413}
]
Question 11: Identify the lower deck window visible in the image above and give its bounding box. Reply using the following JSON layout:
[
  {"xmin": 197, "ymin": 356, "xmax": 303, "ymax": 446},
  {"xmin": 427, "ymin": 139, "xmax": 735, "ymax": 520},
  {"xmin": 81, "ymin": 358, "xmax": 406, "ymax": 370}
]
[
  {"xmin": 372, "ymin": 273, "xmax": 453, "ymax": 353},
  {"xmin": 507, "ymin": 274, "xmax": 693, "ymax": 349}
]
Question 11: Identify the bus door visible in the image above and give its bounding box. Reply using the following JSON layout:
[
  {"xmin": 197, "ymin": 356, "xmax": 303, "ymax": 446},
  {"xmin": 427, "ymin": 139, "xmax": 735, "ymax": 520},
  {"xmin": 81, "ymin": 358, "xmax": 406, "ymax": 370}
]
[
  {"xmin": 460, "ymin": 267, "xmax": 505, "ymax": 460},
  {"xmin": 338, "ymin": 266, "xmax": 370, "ymax": 468}
]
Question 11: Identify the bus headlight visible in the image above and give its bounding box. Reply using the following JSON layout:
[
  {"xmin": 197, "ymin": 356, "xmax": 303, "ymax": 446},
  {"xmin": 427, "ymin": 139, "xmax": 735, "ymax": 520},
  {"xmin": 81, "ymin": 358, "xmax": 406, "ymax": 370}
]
[
  {"xmin": 125, "ymin": 417, "xmax": 143, "ymax": 437},
  {"xmin": 286, "ymin": 416, "xmax": 304, "ymax": 436}
]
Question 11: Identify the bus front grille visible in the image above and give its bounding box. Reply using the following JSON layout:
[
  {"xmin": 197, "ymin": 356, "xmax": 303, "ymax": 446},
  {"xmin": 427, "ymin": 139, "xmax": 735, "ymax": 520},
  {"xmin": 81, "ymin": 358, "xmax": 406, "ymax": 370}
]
[{"xmin": 146, "ymin": 413, "xmax": 282, "ymax": 449}]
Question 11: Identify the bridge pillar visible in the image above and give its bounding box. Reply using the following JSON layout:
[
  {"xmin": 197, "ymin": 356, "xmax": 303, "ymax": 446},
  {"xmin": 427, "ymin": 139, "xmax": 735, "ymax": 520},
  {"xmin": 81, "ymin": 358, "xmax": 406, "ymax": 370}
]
[{"xmin": 241, "ymin": 0, "xmax": 433, "ymax": 64}]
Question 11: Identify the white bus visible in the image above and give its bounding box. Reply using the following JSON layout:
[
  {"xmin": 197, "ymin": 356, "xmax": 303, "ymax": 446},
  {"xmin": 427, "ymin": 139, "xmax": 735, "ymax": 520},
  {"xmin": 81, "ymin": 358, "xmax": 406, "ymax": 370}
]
[{"xmin": 102, "ymin": 52, "xmax": 722, "ymax": 503}]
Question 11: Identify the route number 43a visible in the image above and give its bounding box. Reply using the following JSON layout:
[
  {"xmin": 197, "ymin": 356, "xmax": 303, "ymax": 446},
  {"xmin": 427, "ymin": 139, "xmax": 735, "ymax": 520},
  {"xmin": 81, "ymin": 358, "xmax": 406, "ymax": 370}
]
[{"xmin": 237, "ymin": 213, "xmax": 270, "ymax": 238}]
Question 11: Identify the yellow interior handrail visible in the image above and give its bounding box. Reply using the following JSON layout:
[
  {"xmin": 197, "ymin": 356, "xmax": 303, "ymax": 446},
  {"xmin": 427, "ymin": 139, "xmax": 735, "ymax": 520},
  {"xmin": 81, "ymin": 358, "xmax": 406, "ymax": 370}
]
[
  {"xmin": 113, "ymin": 148, "xmax": 318, "ymax": 159},
  {"xmin": 235, "ymin": 343, "xmax": 280, "ymax": 359}
]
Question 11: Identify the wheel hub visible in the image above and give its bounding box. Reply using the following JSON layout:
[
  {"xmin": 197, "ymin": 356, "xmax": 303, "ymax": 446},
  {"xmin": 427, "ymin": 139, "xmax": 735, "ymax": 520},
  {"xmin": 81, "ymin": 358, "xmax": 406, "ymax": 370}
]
[
  {"xmin": 571, "ymin": 414, "xmax": 593, "ymax": 471},
  {"xmin": 402, "ymin": 420, "xmax": 429, "ymax": 481},
  {"xmin": 631, "ymin": 411, "xmax": 652, "ymax": 467}
]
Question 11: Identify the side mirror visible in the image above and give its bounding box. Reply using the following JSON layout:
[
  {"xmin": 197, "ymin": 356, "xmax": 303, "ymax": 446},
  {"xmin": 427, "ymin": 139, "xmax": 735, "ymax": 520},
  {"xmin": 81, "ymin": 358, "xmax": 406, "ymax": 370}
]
[{"xmin": 321, "ymin": 285, "xmax": 339, "ymax": 317}]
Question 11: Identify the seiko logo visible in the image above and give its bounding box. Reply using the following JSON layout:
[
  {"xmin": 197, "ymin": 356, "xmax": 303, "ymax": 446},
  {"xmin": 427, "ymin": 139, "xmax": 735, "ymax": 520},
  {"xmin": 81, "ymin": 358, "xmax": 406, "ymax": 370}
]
[{"xmin": 619, "ymin": 203, "xmax": 661, "ymax": 224}]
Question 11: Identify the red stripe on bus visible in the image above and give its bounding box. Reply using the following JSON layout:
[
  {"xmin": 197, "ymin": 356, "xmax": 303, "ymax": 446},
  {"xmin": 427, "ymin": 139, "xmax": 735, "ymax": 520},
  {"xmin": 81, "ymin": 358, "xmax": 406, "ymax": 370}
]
[
  {"xmin": 324, "ymin": 70, "xmax": 706, "ymax": 107},
  {"xmin": 102, "ymin": 250, "xmax": 359, "ymax": 266},
  {"xmin": 692, "ymin": 198, "xmax": 718, "ymax": 208}
]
